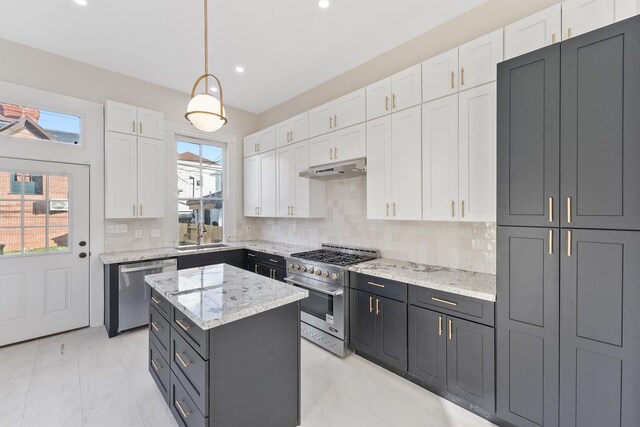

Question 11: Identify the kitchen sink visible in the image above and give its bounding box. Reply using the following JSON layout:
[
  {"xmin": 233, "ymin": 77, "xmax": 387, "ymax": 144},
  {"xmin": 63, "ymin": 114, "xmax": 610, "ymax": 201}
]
[{"xmin": 175, "ymin": 243, "xmax": 227, "ymax": 251}]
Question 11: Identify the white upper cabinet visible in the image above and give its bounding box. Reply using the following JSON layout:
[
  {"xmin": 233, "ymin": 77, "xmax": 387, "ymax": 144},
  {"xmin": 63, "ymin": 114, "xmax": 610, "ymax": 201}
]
[
  {"xmin": 615, "ymin": 0, "xmax": 640, "ymax": 20},
  {"xmin": 504, "ymin": 4, "xmax": 562, "ymax": 60},
  {"xmin": 422, "ymin": 48, "xmax": 459, "ymax": 103},
  {"xmin": 562, "ymin": 0, "xmax": 615, "ymax": 39},
  {"xmin": 244, "ymin": 151, "xmax": 276, "ymax": 217},
  {"xmin": 422, "ymin": 94, "xmax": 459, "ymax": 221},
  {"xmin": 276, "ymin": 112, "xmax": 309, "ymax": 148},
  {"xmin": 458, "ymin": 82, "xmax": 496, "ymax": 222},
  {"xmin": 136, "ymin": 137, "xmax": 164, "ymax": 218},
  {"xmin": 366, "ymin": 116, "xmax": 393, "ymax": 220},
  {"xmin": 105, "ymin": 132, "xmax": 137, "ymax": 219},
  {"xmin": 309, "ymin": 89, "xmax": 365, "ymax": 138},
  {"xmin": 309, "ymin": 101, "xmax": 334, "ymax": 138},
  {"xmin": 105, "ymin": 100, "xmax": 164, "ymax": 140},
  {"xmin": 367, "ymin": 64, "xmax": 422, "ymax": 120},
  {"xmin": 309, "ymin": 124, "xmax": 366, "ymax": 167},
  {"xmin": 277, "ymin": 141, "xmax": 325, "ymax": 218},
  {"xmin": 244, "ymin": 126, "xmax": 276, "ymax": 157},
  {"xmin": 366, "ymin": 78, "xmax": 392, "ymax": 121},
  {"xmin": 458, "ymin": 29, "xmax": 504, "ymax": 90},
  {"xmin": 244, "ymin": 155, "xmax": 260, "ymax": 217}
]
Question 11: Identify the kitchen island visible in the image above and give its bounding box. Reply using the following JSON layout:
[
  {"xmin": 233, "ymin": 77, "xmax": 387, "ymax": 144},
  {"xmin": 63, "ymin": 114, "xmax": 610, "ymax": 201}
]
[{"xmin": 145, "ymin": 264, "xmax": 308, "ymax": 427}]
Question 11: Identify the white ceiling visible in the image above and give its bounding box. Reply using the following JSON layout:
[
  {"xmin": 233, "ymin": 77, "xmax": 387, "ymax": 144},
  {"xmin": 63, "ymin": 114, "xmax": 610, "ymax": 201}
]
[{"xmin": 0, "ymin": 0, "xmax": 486, "ymax": 113}]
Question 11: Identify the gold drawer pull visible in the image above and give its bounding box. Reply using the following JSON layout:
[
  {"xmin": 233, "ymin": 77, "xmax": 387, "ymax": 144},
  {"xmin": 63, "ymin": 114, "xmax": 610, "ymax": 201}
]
[
  {"xmin": 567, "ymin": 197, "xmax": 572, "ymax": 223},
  {"xmin": 438, "ymin": 316, "xmax": 443, "ymax": 336},
  {"xmin": 175, "ymin": 319, "xmax": 191, "ymax": 331},
  {"xmin": 175, "ymin": 352, "xmax": 191, "ymax": 368},
  {"xmin": 151, "ymin": 322, "xmax": 160, "ymax": 332},
  {"xmin": 369, "ymin": 296, "xmax": 373, "ymax": 313},
  {"xmin": 448, "ymin": 319, "xmax": 453, "ymax": 340},
  {"xmin": 367, "ymin": 281, "xmax": 385, "ymax": 288},
  {"xmin": 549, "ymin": 197, "xmax": 553, "ymax": 223},
  {"xmin": 385, "ymin": 96, "xmax": 389, "ymax": 111},
  {"xmin": 432, "ymin": 297, "xmax": 458, "ymax": 306},
  {"xmin": 175, "ymin": 400, "xmax": 191, "ymax": 418},
  {"xmin": 151, "ymin": 296, "xmax": 162, "ymax": 305},
  {"xmin": 268, "ymin": 258, "xmax": 279, "ymax": 263},
  {"xmin": 548, "ymin": 229, "xmax": 554, "ymax": 255},
  {"xmin": 376, "ymin": 298, "xmax": 380, "ymax": 315},
  {"xmin": 247, "ymin": 253, "xmax": 256, "ymax": 257},
  {"xmin": 151, "ymin": 359, "xmax": 161, "ymax": 371},
  {"xmin": 567, "ymin": 230, "xmax": 572, "ymax": 257}
]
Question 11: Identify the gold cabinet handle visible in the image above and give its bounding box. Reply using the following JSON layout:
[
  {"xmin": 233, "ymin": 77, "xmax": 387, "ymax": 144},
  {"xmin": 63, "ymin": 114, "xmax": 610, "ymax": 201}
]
[
  {"xmin": 254, "ymin": 264, "xmax": 259, "ymax": 274},
  {"xmin": 175, "ymin": 400, "xmax": 191, "ymax": 419},
  {"xmin": 548, "ymin": 229, "xmax": 554, "ymax": 255},
  {"xmin": 132, "ymin": 121, "xmax": 136, "ymax": 133},
  {"xmin": 329, "ymin": 147, "xmax": 334, "ymax": 160},
  {"xmin": 367, "ymin": 281, "xmax": 385, "ymax": 288},
  {"xmin": 269, "ymin": 258, "xmax": 278, "ymax": 263},
  {"xmin": 451, "ymin": 200, "xmax": 455, "ymax": 218},
  {"xmin": 451, "ymin": 71, "xmax": 455, "ymax": 89},
  {"xmin": 247, "ymin": 253, "xmax": 256, "ymax": 257},
  {"xmin": 386, "ymin": 203, "xmax": 390, "ymax": 217},
  {"xmin": 139, "ymin": 122, "xmax": 143, "ymax": 134},
  {"xmin": 552, "ymin": 33, "xmax": 557, "ymax": 44},
  {"xmin": 334, "ymin": 146, "xmax": 338, "ymax": 159},
  {"xmin": 151, "ymin": 296, "xmax": 162, "ymax": 305},
  {"xmin": 291, "ymin": 206, "xmax": 294, "ymax": 216},
  {"xmin": 432, "ymin": 297, "xmax": 457, "ymax": 306},
  {"xmin": 393, "ymin": 202, "xmax": 396, "ymax": 216},
  {"xmin": 549, "ymin": 197, "xmax": 554, "ymax": 223},
  {"xmin": 461, "ymin": 67, "xmax": 465, "ymax": 86},
  {"xmin": 568, "ymin": 28, "xmax": 572, "ymax": 38},
  {"xmin": 133, "ymin": 205, "xmax": 136, "ymax": 216},
  {"xmin": 567, "ymin": 230, "xmax": 572, "ymax": 257},
  {"xmin": 392, "ymin": 94, "xmax": 396, "ymax": 109},
  {"xmin": 385, "ymin": 96, "xmax": 389, "ymax": 111},
  {"xmin": 175, "ymin": 352, "xmax": 191, "ymax": 368},
  {"xmin": 567, "ymin": 197, "xmax": 572, "ymax": 223},
  {"xmin": 334, "ymin": 114, "xmax": 337, "ymax": 127},
  {"xmin": 329, "ymin": 116, "xmax": 333, "ymax": 128},
  {"xmin": 438, "ymin": 316, "xmax": 443, "ymax": 336},
  {"xmin": 369, "ymin": 296, "xmax": 373, "ymax": 313},
  {"xmin": 151, "ymin": 322, "xmax": 160, "ymax": 332},
  {"xmin": 151, "ymin": 359, "xmax": 161, "ymax": 371},
  {"xmin": 175, "ymin": 319, "xmax": 191, "ymax": 331},
  {"xmin": 461, "ymin": 200, "xmax": 465, "ymax": 218},
  {"xmin": 376, "ymin": 298, "xmax": 380, "ymax": 315},
  {"xmin": 448, "ymin": 319, "xmax": 453, "ymax": 340}
]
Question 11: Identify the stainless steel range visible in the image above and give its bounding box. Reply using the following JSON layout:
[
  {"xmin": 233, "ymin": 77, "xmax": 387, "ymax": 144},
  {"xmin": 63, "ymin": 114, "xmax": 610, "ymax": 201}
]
[{"xmin": 285, "ymin": 244, "xmax": 378, "ymax": 357}]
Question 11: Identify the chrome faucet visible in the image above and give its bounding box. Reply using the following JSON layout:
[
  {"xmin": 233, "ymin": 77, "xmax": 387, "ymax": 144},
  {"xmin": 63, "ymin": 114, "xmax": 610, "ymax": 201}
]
[{"xmin": 197, "ymin": 222, "xmax": 207, "ymax": 246}]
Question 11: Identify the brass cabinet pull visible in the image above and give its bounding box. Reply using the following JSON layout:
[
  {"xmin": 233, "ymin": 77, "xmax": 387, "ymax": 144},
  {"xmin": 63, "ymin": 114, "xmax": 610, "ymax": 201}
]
[
  {"xmin": 334, "ymin": 146, "xmax": 338, "ymax": 159},
  {"xmin": 140, "ymin": 205, "xmax": 143, "ymax": 216},
  {"xmin": 175, "ymin": 400, "xmax": 191, "ymax": 418},
  {"xmin": 133, "ymin": 205, "xmax": 136, "ymax": 216},
  {"xmin": 461, "ymin": 200, "xmax": 465, "ymax": 218},
  {"xmin": 151, "ymin": 322, "xmax": 160, "ymax": 332},
  {"xmin": 385, "ymin": 96, "xmax": 389, "ymax": 111},
  {"xmin": 392, "ymin": 94, "xmax": 396, "ymax": 109},
  {"xmin": 151, "ymin": 296, "xmax": 162, "ymax": 305},
  {"xmin": 247, "ymin": 253, "xmax": 256, "ymax": 257},
  {"xmin": 393, "ymin": 202, "xmax": 397, "ymax": 216},
  {"xmin": 291, "ymin": 206, "xmax": 294, "ymax": 216},
  {"xmin": 367, "ymin": 281, "xmax": 385, "ymax": 288},
  {"xmin": 548, "ymin": 229, "xmax": 554, "ymax": 255},
  {"xmin": 552, "ymin": 33, "xmax": 557, "ymax": 44},
  {"xmin": 175, "ymin": 319, "xmax": 191, "ymax": 331},
  {"xmin": 330, "ymin": 148, "xmax": 334, "ymax": 160},
  {"xmin": 549, "ymin": 197, "xmax": 553, "ymax": 223},
  {"xmin": 290, "ymin": 131, "xmax": 293, "ymax": 141},
  {"xmin": 139, "ymin": 122, "xmax": 143, "ymax": 134},
  {"xmin": 369, "ymin": 296, "xmax": 373, "ymax": 313},
  {"xmin": 254, "ymin": 264, "xmax": 259, "ymax": 274},
  {"xmin": 269, "ymin": 258, "xmax": 279, "ymax": 263},
  {"xmin": 175, "ymin": 352, "xmax": 191, "ymax": 368},
  {"xmin": 451, "ymin": 200, "xmax": 455, "ymax": 218},
  {"xmin": 376, "ymin": 298, "xmax": 380, "ymax": 315},
  {"xmin": 151, "ymin": 359, "xmax": 160, "ymax": 371},
  {"xmin": 329, "ymin": 116, "xmax": 333, "ymax": 128},
  {"xmin": 448, "ymin": 319, "xmax": 453, "ymax": 340},
  {"xmin": 567, "ymin": 230, "xmax": 572, "ymax": 257},
  {"xmin": 567, "ymin": 197, "xmax": 572, "ymax": 223},
  {"xmin": 334, "ymin": 114, "xmax": 337, "ymax": 127},
  {"xmin": 386, "ymin": 203, "xmax": 390, "ymax": 217},
  {"xmin": 132, "ymin": 121, "xmax": 136, "ymax": 133},
  {"xmin": 461, "ymin": 68, "xmax": 465, "ymax": 86},
  {"xmin": 451, "ymin": 71, "xmax": 455, "ymax": 89},
  {"xmin": 438, "ymin": 316, "xmax": 443, "ymax": 336},
  {"xmin": 568, "ymin": 28, "xmax": 573, "ymax": 38},
  {"xmin": 432, "ymin": 297, "xmax": 457, "ymax": 306}
]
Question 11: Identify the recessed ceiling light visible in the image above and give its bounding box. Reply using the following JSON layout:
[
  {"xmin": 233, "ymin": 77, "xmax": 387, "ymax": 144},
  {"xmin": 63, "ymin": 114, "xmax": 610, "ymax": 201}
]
[
  {"xmin": 318, "ymin": 0, "xmax": 330, "ymax": 9},
  {"xmin": 74, "ymin": 0, "xmax": 88, "ymax": 6},
  {"xmin": 235, "ymin": 66, "xmax": 245, "ymax": 73}
]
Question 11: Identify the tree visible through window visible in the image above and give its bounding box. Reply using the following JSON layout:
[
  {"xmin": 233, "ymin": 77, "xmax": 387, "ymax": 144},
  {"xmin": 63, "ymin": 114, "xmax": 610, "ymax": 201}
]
[{"xmin": 176, "ymin": 139, "xmax": 224, "ymax": 246}]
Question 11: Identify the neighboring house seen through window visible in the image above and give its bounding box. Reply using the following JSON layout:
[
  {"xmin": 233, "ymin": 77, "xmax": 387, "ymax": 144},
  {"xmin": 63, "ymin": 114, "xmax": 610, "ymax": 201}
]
[{"xmin": 0, "ymin": 102, "xmax": 81, "ymax": 145}]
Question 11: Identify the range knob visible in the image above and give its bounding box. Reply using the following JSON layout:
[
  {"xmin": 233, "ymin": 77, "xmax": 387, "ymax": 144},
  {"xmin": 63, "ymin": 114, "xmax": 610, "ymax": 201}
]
[
  {"xmin": 302, "ymin": 267, "xmax": 308, "ymax": 272},
  {"xmin": 309, "ymin": 268, "xmax": 315, "ymax": 274},
  {"xmin": 315, "ymin": 270, "xmax": 322, "ymax": 276},
  {"xmin": 295, "ymin": 265, "xmax": 301, "ymax": 270},
  {"xmin": 323, "ymin": 272, "xmax": 329, "ymax": 278},
  {"xmin": 331, "ymin": 273, "xmax": 339, "ymax": 281},
  {"xmin": 288, "ymin": 263, "xmax": 294, "ymax": 269}
]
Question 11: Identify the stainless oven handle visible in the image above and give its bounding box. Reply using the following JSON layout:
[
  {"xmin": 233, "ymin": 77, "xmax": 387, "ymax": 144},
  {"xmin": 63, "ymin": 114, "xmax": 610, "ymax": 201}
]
[{"xmin": 284, "ymin": 277, "xmax": 343, "ymax": 296}]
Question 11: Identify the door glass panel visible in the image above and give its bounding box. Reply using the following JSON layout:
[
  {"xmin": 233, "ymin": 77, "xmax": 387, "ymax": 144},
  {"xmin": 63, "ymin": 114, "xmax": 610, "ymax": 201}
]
[
  {"xmin": 23, "ymin": 200, "xmax": 47, "ymax": 226},
  {"xmin": 0, "ymin": 228, "xmax": 21, "ymax": 255},
  {"xmin": 0, "ymin": 172, "xmax": 24, "ymax": 200},
  {"xmin": 49, "ymin": 227, "xmax": 69, "ymax": 251},
  {"xmin": 49, "ymin": 175, "xmax": 68, "ymax": 199},
  {"xmin": 301, "ymin": 289, "xmax": 334, "ymax": 321},
  {"xmin": 24, "ymin": 227, "xmax": 46, "ymax": 253}
]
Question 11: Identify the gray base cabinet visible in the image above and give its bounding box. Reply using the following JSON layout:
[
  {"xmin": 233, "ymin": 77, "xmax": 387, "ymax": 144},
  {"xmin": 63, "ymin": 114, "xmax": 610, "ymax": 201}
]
[
  {"xmin": 408, "ymin": 305, "xmax": 447, "ymax": 390},
  {"xmin": 245, "ymin": 250, "xmax": 287, "ymax": 282}
]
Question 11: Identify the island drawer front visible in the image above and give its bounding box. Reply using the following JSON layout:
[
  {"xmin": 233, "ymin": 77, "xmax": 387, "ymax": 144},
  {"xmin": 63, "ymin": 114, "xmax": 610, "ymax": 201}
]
[
  {"xmin": 261, "ymin": 253, "xmax": 285, "ymax": 268},
  {"xmin": 150, "ymin": 288, "xmax": 171, "ymax": 320},
  {"xmin": 149, "ymin": 305, "xmax": 170, "ymax": 360},
  {"xmin": 170, "ymin": 373, "xmax": 207, "ymax": 427},
  {"xmin": 172, "ymin": 307, "xmax": 209, "ymax": 360},
  {"xmin": 171, "ymin": 331, "xmax": 209, "ymax": 416},
  {"xmin": 246, "ymin": 250, "xmax": 261, "ymax": 262},
  {"xmin": 352, "ymin": 273, "xmax": 408, "ymax": 302},
  {"xmin": 409, "ymin": 286, "xmax": 495, "ymax": 327},
  {"xmin": 149, "ymin": 339, "xmax": 170, "ymax": 404}
]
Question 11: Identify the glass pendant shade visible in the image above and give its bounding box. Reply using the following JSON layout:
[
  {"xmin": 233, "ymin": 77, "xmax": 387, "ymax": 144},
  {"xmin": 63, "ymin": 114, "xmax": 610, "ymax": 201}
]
[{"xmin": 186, "ymin": 93, "xmax": 226, "ymax": 132}]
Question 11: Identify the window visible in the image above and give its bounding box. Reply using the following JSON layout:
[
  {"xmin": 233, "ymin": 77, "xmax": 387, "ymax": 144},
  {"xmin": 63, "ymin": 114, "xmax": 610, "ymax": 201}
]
[
  {"xmin": 0, "ymin": 171, "xmax": 70, "ymax": 256},
  {"xmin": 176, "ymin": 138, "xmax": 224, "ymax": 246},
  {"xmin": 0, "ymin": 102, "xmax": 81, "ymax": 145}
]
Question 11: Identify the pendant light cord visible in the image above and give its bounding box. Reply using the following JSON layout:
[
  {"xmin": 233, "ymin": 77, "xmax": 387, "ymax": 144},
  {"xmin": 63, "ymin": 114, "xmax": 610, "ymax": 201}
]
[{"xmin": 204, "ymin": 0, "xmax": 209, "ymax": 91}]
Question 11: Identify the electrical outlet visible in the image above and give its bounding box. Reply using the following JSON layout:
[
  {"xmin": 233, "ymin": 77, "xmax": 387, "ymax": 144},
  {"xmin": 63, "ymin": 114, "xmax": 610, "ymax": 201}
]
[
  {"xmin": 117, "ymin": 224, "xmax": 128, "ymax": 234},
  {"xmin": 245, "ymin": 225, "xmax": 251, "ymax": 232},
  {"xmin": 150, "ymin": 229, "xmax": 161, "ymax": 238},
  {"xmin": 106, "ymin": 225, "xmax": 115, "ymax": 234},
  {"xmin": 134, "ymin": 230, "xmax": 143, "ymax": 239}
]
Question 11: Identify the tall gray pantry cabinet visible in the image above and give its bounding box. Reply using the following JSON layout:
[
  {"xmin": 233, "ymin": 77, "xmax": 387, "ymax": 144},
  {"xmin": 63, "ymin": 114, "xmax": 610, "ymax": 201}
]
[{"xmin": 496, "ymin": 15, "xmax": 640, "ymax": 427}]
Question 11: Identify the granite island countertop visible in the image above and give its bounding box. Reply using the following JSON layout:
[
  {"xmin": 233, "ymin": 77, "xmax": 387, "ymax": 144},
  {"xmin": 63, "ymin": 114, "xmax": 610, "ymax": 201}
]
[
  {"xmin": 349, "ymin": 258, "xmax": 496, "ymax": 302},
  {"xmin": 100, "ymin": 240, "xmax": 317, "ymax": 264},
  {"xmin": 145, "ymin": 263, "xmax": 308, "ymax": 330}
]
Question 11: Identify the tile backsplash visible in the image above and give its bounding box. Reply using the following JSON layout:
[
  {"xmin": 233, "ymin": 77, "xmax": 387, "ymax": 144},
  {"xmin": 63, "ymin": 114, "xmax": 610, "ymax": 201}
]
[
  {"xmin": 249, "ymin": 177, "xmax": 496, "ymax": 274},
  {"xmin": 104, "ymin": 218, "xmax": 165, "ymax": 253}
]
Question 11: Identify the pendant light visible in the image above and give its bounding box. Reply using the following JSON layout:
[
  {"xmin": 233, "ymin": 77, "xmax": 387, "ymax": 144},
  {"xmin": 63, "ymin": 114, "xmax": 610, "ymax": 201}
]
[{"xmin": 185, "ymin": 0, "xmax": 227, "ymax": 132}]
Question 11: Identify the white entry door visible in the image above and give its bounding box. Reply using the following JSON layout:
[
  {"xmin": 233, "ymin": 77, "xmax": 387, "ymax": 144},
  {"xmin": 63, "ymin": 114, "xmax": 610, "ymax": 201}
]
[{"xmin": 0, "ymin": 158, "xmax": 90, "ymax": 346}]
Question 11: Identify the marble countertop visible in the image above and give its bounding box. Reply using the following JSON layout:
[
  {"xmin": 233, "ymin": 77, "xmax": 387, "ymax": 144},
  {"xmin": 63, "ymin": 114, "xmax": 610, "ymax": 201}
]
[
  {"xmin": 100, "ymin": 240, "xmax": 317, "ymax": 264},
  {"xmin": 145, "ymin": 264, "xmax": 308, "ymax": 330},
  {"xmin": 348, "ymin": 258, "xmax": 496, "ymax": 302}
]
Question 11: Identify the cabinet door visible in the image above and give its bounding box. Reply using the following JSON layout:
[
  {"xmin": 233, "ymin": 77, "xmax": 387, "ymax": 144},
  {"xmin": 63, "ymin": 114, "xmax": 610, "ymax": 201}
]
[
  {"xmin": 137, "ymin": 108, "xmax": 164, "ymax": 140},
  {"xmin": 244, "ymin": 133, "xmax": 259, "ymax": 158},
  {"xmin": 259, "ymin": 151, "xmax": 276, "ymax": 217},
  {"xmin": 290, "ymin": 112, "xmax": 309, "ymax": 143},
  {"xmin": 408, "ymin": 305, "xmax": 447, "ymax": 389},
  {"xmin": 257, "ymin": 126, "xmax": 276, "ymax": 153},
  {"xmin": 105, "ymin": 132, "xmax": 137, "ymax": 218},
  {"xmin": 562, "ymin": 0, "xmax": 614, "ymax": 39},
  {"xmin": 459, "ymin": 29, "xmax": 503, "ymax": 90},
  {"xmin": 366, "ymin": 77, "xmax": 392, "ymax": 120},
  {"xmin": 243, "ymin": 156, "xmax": 260, "ymax": 216},
  {"xmin": 276, "ymin": 147, "xmax": 293, "ymax": 217},
  {"xmin": 391, "ymin": 105, "xmax": 422, "ymax": 220},
  {"xmin": 376, "ymin": 296, "xmax": 407, "ymax": 371},
  {"xmin": 561, "ymin": 19, "xmax": 640, "ymax": 230},
  {"xmin": 496, "ymin": 227, "xmax": 559, "ymax": 427},
  {"xmin": 560, "ymin": 229, "xmax": 640, "ymax": 427},
  {"xmin": 275, "ymin": 120, "xmax": 292, "ymax": 149},
  {"xmin": 309, "ymin": 101, "xmax": 334, "ymax": 138},
  {"xmin": 333, "ymin": 123, "xmax": 365, "ymax": 163},
  {"xmin": 391, "ymin": 64, "xmax": 422, "ymax": 112},
  {"xmin": 422, "ymin": 48, "xmax": 459, "ymax": 102},
  {"xmin": 137, "ymin": 137, "xmax": 164, "ymax": 218},
  {"xmin": 497, "ymin": 44, "xmax": 560, "ymax": 227},
  {"xmin": 308, "ymin": 133, "xmax": 334, "ymax": 167},
  {"xmin": 459, "ymin": 83, "xmax": 496, "ymax": 222},
  {"xmin": 446, "ymin": 316, "xmax": 495, "ymax": 412},
  {"xmin": 366, "ymin": 116, "xmax": 393, "ymax": 220},
  {"xmin": 422, "ymin": 95, "xmax": 459, "ymax": 221},
  {"xmin": 615, "ymin": 0, "xmax": 640, "ymax": 20},
  {"xmin": 351, "ymin": 290, "xmax": 377, "ymax": 357},
  {"xmin": 333, "ymin": 88, "xmax": 366, "ymax": 130},
  {"xmin": 291, "ymin": 141, "xmax": 316, "ymax": 218},
  {"xmin": 105, "ymin": 100, "xmax": 137, "ymax": 135},
  {"xmin": 504, "ymin": 4, "xmax": 562, "ymax": 60}
]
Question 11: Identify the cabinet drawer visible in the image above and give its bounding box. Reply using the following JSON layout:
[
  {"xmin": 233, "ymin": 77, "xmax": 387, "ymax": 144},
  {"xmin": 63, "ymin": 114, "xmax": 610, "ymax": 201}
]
[
  {"xmin": 261, "ymin": 253, "xmax": 285, "ymax": 268},
  {"xmin": 246, "ymin": 250, "xmax": 261, "ymax": 262},
  {"xmin": 170, "ymin": 373, "xmax": 207, "ymax": 427},
  {"xmin": 149, "ymin": 305, "xmax": 170, "ymax": 361},
  {"xmin": 150, "ymin": 288, "xmax": 171, "ymax": 320},
  {"xmin": 172, "ymin": 307, "xmax": 209, "ymax": 360},
  {"xmin": 171, "ymin": 331, "xmax": 209, "ymax": 416},
  {"xmin": 409, "ymin": 286, "xmax": 494, "ymax": 327},
  {"xmin": 149, "ymin": 339, "xmax": 170, "ymax": 404},
  {"xmin": 352, "ymin": 273, "xmax": 407, "ymax": 302}
]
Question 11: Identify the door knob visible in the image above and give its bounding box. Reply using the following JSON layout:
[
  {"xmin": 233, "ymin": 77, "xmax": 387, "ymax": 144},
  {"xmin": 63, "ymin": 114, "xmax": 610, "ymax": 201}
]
[
  {"xmin": 79, "ymin": 241, "xmax": 87, "ymax": 247},
  {"xmin": 79, "ymin": 252, "xmax": 87, "ymax": 258}
]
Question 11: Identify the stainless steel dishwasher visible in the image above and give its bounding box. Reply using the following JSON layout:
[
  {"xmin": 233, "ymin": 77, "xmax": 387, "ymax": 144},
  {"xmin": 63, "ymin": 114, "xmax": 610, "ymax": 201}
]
[{"xmin": 118, "ymin": 258, "xmax": 177, "ymax": 332}]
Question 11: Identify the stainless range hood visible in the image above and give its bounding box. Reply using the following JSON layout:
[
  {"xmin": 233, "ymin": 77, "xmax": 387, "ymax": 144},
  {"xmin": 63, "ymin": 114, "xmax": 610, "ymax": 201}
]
[{"xmin": 299, "ymin": 158, "xmax": 366, "ymax": 180}]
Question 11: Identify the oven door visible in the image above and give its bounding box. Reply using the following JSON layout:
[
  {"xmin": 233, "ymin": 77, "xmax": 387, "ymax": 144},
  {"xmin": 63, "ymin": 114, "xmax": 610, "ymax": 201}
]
[{"xmin": 285, "ymin": 276, "xmax": 345, "ymax": 339}]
